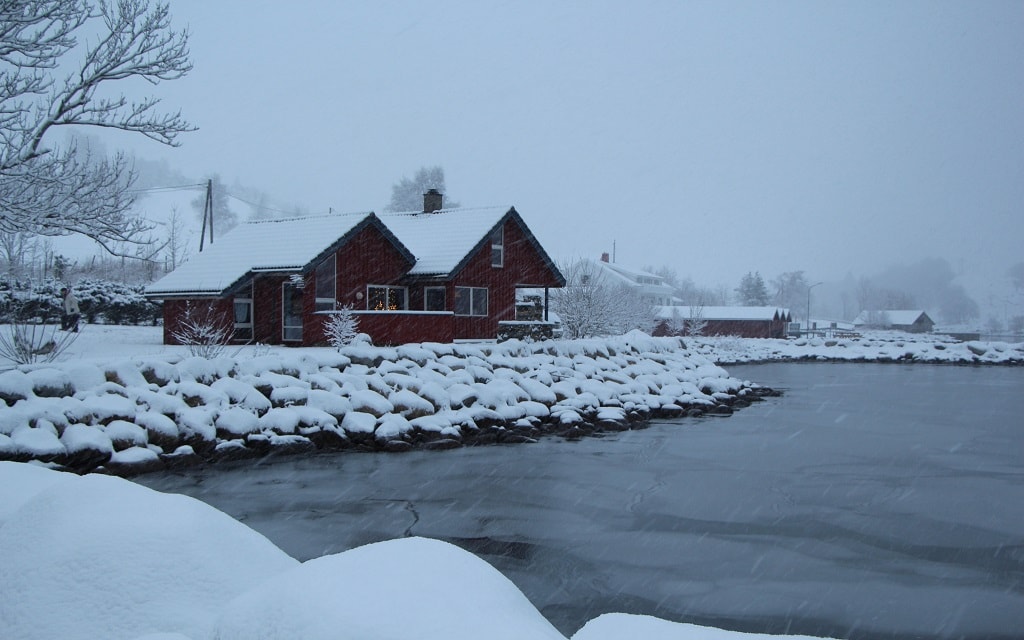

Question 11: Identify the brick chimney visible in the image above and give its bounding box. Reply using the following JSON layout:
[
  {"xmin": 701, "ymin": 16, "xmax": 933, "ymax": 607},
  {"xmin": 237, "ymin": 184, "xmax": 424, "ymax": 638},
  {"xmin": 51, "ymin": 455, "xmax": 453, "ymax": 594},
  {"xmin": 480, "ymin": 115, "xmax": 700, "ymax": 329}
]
[
  {"xmin": 601, "ymin": 252, "xmax": 610, "ymax": 263},
  {"xmin": 423, "ymin": 189, "xmax": 443, "ymax": 213}
]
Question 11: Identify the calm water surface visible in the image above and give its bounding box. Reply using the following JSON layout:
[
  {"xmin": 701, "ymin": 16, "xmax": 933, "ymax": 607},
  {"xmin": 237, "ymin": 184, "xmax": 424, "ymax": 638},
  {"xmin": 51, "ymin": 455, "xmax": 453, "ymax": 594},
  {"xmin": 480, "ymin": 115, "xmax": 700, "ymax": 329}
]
[{"xmin": 137, "ymin": 364, "xmax": 1024, "ymax": 639}]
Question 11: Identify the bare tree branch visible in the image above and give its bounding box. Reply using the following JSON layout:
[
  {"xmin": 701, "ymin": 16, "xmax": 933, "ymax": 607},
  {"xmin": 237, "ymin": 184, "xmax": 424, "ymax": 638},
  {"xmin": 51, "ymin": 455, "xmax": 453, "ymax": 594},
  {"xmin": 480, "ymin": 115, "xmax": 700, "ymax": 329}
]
[{"xmin": 0, "ymin": 0, "xmax": 194, "ymax": 256}]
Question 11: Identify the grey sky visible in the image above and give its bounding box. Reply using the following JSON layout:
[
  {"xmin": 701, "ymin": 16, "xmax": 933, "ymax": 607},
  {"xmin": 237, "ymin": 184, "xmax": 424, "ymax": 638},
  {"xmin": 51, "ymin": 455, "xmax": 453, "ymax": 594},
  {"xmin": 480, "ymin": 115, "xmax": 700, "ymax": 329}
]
[{"xmin": 112, "ymin": 0, "xmax": 1023, "ymax": 287}]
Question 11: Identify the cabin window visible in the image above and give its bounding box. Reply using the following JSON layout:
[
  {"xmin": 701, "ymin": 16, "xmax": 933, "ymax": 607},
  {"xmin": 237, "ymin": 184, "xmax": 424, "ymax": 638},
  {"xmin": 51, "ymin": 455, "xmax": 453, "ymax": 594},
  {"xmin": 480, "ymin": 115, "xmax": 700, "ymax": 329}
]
[
  {"xmin": 490, "ymin": 226, "xmax": 504, "ymax": 267},
  {"xmin": 282, "ymin": 283, "xmax": 303, "ymax": 341},
  {"xmin": 454, "ymin": 286, "xmax": 488, "ymax": 316},
  {"xmin": 314, "ymin": 255, "xmax": 335, "ymax": 312},
  {"xmin": 233, "ymin": 297, "xmax": 253, "ymax": 341},
  {"xmin": 367, "ymin": 285, "xmax": 406, "ymax": 311},
  {"xmin": 424, "ymin": 286, "xmax": 446, "ymax": 311}
]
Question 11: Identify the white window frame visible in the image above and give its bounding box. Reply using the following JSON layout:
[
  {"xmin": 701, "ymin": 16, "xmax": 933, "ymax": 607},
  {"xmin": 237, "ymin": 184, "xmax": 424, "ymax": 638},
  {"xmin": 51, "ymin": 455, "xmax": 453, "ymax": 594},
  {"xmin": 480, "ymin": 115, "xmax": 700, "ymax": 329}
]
[
  {"xmin": 454, "ymin": 286, "xmax": 488, "ymax": 317},
  {"xmin": 490, "ymin": 225, "xmax": 504, "ymax": 268},
  {"xmin": 233, "ymin": 297, "xmax": 253, "ymax": 341},
  {"xmin": 366, "ymin": 285, "xmax": 407, "ymax": 311},
  {"xmin": 424, "ymin": 286, "xmax": 446, "ymax": 311},
  {"xmin": 314, "ymin": 254, "xmax": 336, "ymax": 312}
]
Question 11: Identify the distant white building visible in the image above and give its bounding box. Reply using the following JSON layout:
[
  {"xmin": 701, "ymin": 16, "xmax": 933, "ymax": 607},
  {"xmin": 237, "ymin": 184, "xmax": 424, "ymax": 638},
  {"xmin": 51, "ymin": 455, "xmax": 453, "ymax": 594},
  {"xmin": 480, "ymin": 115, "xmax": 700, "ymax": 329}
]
[{"xmin": 590, "ymin": 253, "xmax": 678, "ymax": 307}]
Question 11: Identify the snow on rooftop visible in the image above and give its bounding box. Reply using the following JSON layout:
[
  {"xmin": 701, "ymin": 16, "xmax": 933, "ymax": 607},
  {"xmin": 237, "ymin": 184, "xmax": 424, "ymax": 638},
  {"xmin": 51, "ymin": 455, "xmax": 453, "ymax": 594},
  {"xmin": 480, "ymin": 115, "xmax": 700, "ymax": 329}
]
[
  {"xmin": 378, "ymin": 206, "xmax": 510, "ymax": 276},
  {"xmin": 853, "ymin": 310, "xmax": 930, "ymax": 326},
  {"xmin": 145, "ymin": 212, "xmax": 373, "ymax": 296},
  {"xmin": 655, "ymin": 306, "xmax": 789, "ymax": 321}
]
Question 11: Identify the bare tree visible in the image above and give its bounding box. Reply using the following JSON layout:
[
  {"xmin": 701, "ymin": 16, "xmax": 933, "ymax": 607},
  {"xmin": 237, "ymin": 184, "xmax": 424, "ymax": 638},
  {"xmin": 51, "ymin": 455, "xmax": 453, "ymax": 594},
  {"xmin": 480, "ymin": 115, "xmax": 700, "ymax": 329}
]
[
  {"xmin": 162, "ymin": 205, "xmax": 190, "ymax": 272},
  {"xmin": 552, "ymin": 258, "xmax": 654, "ymax": 338},
  {"xmin": 0, "ymin": 229, "xmax": 32, "ymax": 275},
  {"xmin": 771, "ymin": 270, "xmax": 809, "ymax": 317},
  {"xmin": 0, "ymin": 0, "xmax": 194, "ymax": 254},
  {"xmin": 385, "ymin": 166, "xmax": 459, "ymax": 212}
]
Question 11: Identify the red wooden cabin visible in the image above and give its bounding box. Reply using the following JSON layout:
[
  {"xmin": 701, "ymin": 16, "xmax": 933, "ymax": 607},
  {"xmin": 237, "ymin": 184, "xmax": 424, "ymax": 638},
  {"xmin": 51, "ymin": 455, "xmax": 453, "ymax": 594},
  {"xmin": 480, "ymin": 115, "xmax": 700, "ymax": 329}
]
[{"xmin": 145, "ymin": 193, "xmax": 565, "ymax": 346}]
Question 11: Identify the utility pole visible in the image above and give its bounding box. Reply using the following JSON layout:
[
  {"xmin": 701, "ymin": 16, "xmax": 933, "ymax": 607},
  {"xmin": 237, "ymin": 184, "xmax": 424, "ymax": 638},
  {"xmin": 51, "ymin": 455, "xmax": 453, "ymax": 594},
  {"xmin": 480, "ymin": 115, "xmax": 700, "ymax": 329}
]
[
  {"xmin": 199, "ymin": 179, "xmax": 213, "ymax": 252},
  {"xmin": 806, "ymin": 281, "xmax": 823, "ymax": 333}
]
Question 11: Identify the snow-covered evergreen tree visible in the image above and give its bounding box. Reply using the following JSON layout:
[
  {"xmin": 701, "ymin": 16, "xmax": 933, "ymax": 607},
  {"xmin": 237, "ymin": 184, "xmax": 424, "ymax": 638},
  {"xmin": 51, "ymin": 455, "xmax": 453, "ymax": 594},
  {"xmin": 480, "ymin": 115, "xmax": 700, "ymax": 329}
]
[{"xmin": 736, "ymin": 271, "xmax": 770, "ymax": 306}]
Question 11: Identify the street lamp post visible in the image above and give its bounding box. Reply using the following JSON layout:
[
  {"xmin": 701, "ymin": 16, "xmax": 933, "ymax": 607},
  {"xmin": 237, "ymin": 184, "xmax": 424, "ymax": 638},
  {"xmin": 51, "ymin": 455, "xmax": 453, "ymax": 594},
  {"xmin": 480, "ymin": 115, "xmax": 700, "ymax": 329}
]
[{"xmin": 806, "ymin": 282, "xmax": 823, "ymax": 335}]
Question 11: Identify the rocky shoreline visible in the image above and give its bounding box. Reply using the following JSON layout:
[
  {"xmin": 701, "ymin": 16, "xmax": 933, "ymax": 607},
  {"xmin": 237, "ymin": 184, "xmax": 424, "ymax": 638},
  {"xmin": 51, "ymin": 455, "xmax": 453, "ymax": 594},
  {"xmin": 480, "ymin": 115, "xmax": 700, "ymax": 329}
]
[{"xmin": 0, "ymin": 333, "xmax": 774, "ymax": 476}]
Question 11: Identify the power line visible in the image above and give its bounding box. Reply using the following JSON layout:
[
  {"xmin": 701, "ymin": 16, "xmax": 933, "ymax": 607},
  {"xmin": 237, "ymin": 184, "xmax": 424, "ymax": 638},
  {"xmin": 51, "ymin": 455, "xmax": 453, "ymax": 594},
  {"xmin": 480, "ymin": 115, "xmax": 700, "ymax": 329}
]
[
  {"xmin": 128, "ymin": 183, "xmax": 205, "ymax": 194},
  {"xmin": 224, "ymin": 191, "xmax": 327, "ymax": 217}
]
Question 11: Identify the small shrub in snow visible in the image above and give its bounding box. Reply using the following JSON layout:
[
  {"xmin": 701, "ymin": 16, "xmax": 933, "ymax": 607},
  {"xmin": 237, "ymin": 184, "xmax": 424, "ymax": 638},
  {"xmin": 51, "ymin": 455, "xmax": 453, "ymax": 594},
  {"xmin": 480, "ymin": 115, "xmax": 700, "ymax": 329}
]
[
  {"xmin": 324, "ymin": 304, "xmax": 359, "ymax": 350},
  {"xmin": 0, "ymin": 315, "xmax": 79, "ymax": 366},
  {"xmin": 171, "ymin": 302, "xmax": 232, "ymax": 359}
]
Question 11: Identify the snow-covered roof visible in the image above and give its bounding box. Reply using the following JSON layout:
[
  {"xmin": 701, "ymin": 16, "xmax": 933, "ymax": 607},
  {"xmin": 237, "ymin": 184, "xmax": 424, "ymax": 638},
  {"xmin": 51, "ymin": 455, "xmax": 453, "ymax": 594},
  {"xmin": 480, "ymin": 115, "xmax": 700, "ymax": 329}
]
[
  {"xmin": 147, "ymin": 204, "xmax": 561, "ymax": 297},
  {"xmin": 853, "ymin": 310, "xmax": 932, "ymax": 326},
  {"xmin": 600, "ymin": 261, "xmax": 662, "ymax": 283},
  {"xmin": 655, "ymin": 306, "xmax": 790, "ymax": 321},
  {"xmin": 377, "ymin": 206, "xmax": 510, "ymax": 276},
  {"xmin": 145, "ymin": 212, "xmax": 376, "ymax": 296}
]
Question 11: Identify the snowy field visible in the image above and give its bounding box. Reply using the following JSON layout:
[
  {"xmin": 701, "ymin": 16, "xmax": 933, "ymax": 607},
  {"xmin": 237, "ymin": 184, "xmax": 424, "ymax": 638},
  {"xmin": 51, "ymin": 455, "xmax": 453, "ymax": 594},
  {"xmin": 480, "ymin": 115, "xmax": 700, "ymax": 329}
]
[{"xmin": 2, "ymin": 326, "xmax": 1021, "ymax": 639}]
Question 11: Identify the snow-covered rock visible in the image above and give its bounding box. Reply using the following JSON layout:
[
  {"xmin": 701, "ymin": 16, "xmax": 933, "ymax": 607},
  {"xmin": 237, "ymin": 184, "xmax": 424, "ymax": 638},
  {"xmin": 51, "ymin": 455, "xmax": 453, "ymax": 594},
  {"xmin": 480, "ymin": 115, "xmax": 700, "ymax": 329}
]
[
  {"xmin": 0, "ymin": 463, "xmax": 297, "ymax": 640},
  {"xmin": 19, "ymin": 330, "xmax": 1015, "ymax": 473},
  {"xmin": 212, "ymin": 537, "xmax": 566, "ymax": 640}
]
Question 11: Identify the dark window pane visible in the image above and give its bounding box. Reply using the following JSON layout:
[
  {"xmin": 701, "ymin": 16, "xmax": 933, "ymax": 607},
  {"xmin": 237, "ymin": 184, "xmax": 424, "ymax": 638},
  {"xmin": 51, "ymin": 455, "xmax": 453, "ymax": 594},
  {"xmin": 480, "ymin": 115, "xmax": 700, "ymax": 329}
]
[
  {"xmin": 315, "ymin": 257, "xmax": 335, "ymax": 302},
  {"xmin": 472, "ymin": 288, "xmax": 488, "ymax": 316},
  {"xmin": 454, "ymin": 287, "xmax": 470, "ymax": 315},
  {"xmin": 425, "ymin": 287, "xmax": 445, "ymax": 311}
]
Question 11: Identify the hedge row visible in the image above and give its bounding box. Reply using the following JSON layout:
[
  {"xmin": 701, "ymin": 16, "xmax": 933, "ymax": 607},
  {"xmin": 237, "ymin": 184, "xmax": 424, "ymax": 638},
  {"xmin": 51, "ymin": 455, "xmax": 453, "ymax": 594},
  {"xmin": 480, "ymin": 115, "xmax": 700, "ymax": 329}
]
[{"xmin": 0, "ymin": 277, "xmax": 160, "ymax": 326}]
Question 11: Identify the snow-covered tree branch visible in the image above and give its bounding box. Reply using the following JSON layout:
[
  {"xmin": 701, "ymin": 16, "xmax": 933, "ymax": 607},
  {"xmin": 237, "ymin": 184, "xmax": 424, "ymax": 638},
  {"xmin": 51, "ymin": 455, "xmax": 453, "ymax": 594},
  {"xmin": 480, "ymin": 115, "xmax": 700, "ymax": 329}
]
[
  {"xmin": 552, "ymin": 258, "xmax": 654, "ymax": 339},
  {"xmin": 0, "ymin": 0, "xmax": 193, "ymax": 253}
]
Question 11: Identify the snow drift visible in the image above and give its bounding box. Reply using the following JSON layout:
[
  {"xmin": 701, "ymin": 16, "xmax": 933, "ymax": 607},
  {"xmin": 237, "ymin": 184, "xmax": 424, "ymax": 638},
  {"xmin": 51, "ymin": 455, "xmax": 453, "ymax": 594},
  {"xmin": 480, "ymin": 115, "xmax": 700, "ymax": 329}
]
[{"xmin": 0, "ymin": 461, "xmax": 835, "ymax": 640}]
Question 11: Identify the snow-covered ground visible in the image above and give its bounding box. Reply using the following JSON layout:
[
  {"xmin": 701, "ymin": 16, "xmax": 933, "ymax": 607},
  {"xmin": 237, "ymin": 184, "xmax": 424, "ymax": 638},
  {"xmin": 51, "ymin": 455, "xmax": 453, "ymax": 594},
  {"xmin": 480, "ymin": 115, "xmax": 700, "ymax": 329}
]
[
  {"xmin": 688, "ymin": 330, "xmax": 1024, "ymax": 365},
  {"xmin": 0, "ymin": 461, "xmax": 833, "ymax": 640}
]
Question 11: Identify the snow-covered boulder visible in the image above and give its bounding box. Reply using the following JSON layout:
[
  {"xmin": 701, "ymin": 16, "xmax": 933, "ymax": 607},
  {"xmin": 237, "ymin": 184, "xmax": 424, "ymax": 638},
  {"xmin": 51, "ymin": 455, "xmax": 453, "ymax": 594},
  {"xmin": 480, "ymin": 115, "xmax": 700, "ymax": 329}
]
[
  {"xmin": 571, "ymin": 612, "xmax": 833, "ymax": 640},
  {"xmin": 211, "ymin": 537, "xmax": 565, "ymax": 640},
  {"xmin": 0, "ymin": 465, "xmax": 298, "ymax": 640},
  {"xmin": 59, "ymin": 424, "xmax": 113, "ymax": 470}
]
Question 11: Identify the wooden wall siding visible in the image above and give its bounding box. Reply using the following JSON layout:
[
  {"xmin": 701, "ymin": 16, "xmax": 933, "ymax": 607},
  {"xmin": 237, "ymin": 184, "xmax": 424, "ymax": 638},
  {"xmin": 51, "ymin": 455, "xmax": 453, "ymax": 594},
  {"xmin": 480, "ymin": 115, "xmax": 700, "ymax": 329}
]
[
  {"xmin": 252, "ymin": 274, "xmax": 288, "ymax": 344},
  {"xmin": 161, "ymin": 297, "xmax": 233, "ymax": 345},
  {"xmin": 351, "ymin": 311, "xmax": 456, "ymax": 346},
  {"xmin": 336, "ymin": 225, "xmax": 413, "ymax": 310},
  {"xmin": 441, "ymin": 217, "xmax": 563, "ymax": 340},
  {"xmin": 302, "ymin": 225, "xmax": 413, "ymax": 346}
]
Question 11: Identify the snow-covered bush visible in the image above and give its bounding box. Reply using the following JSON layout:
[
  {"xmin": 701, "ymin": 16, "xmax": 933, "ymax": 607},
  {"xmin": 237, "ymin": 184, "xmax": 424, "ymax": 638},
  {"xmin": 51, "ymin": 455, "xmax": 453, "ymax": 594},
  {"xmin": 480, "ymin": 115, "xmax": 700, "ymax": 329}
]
[
  {"xmin": 170, "ymin": 302, "xmax": 232, "ymax": 359},
  {"xmin": 0, "ymin": 300, "xmax": 79, "ymax": 366},
  {"xmin": 0, "ymin": 277, "xmax": 158, "ymax": 326},
  {"xmin": 324, "ymin": 304, "xmax": 359, "ymax": 350}
]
